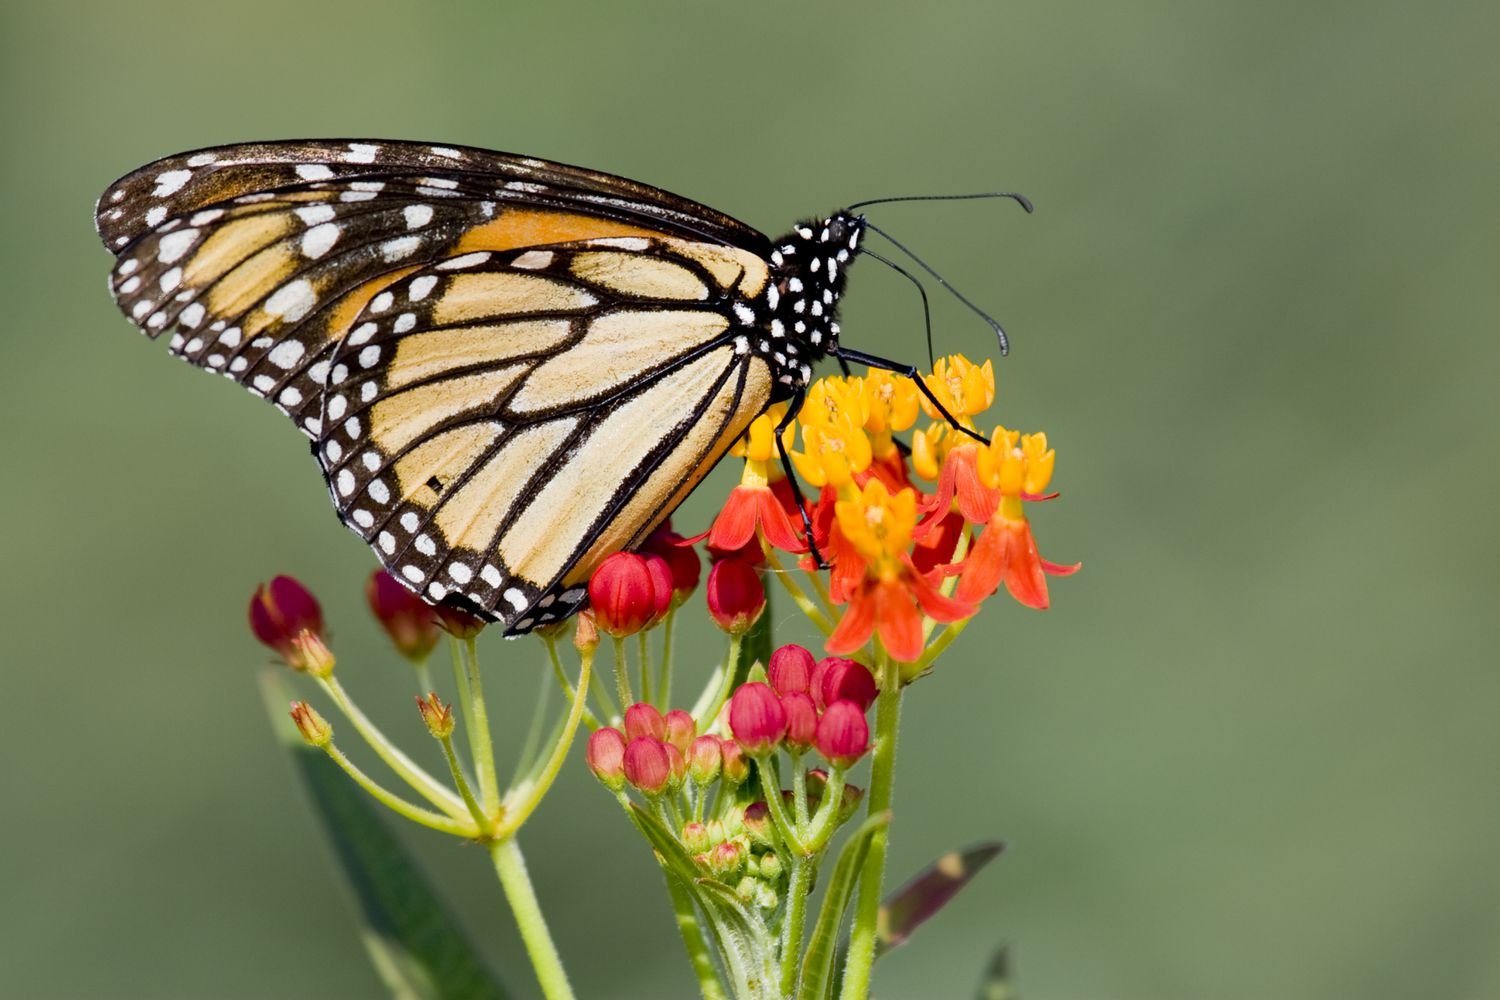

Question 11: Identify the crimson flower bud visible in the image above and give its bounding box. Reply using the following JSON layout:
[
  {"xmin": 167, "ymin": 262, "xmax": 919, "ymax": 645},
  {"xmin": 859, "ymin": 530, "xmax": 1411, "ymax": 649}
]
[
  {"xmin": 366, "ymin": 570, "xmax": 440, "ymax": 663},
  {"xmin": 729, "ymin": 682, "xmax": 787, "ymax": 755},
  {"xmin": 767, "ymin": 644, "xmax": 815, "ymax": 696},
  {"xmin": 719, "ymin": 738, "xmax": 750, "ymax": 785},
  {"xmin": 250, "ymin": 576, "xmax": 334, "ymax": 676},
  {"xmin": 434, "ymin": 603, "xmax": 486, "ymax": 639},
  {"xmin": 816, "ymin": 658, "xmax": 878, "ymax": 713},
  {"xmin": 688, "ymin": 735, "xmax": 722, "ymax": 784},
  {"xmin": 289, "ymin": 701, "xmax": 332, "ymax": 747},
  {"xmin": 623, "ymin": 703, "xmax": 666, "ymax": 742},
  {"xmin": 415, "ymin": 692, "xmax": 454, "ymax": 739},
  {"xmin": 782, "ymin": 692, "xmax": 818, "ymax": 753},
  {"xmin": 706, "ymin": 558, "xmax": 766, "ymax": 635},
  {"xmin": 816, "ymin": 701, "xmax": 871, "ymax": 768},
  {"xmin": 622, "ymin": 736, "xmax": 672, "ymax": 796},
  {"xmin": 641, "ymin": 553, "xmax": 675, "ymax": 626},
  {"xmin": 586, "ymin": 727, "xmax": 628, "ymax": 791},
  {"xmin": 588, "ymin": 553, "xmax": 659, "ymax": 637},
  {"xmin": 664, "ymin": 709, "xmax": 696, "ymax": 755},
  {"xmin": 643, "ymin": 524, "xmax": 701, "ymax": 601},
  {"xmin": 681, "ymin": 821, "xmax": 711, "ymax": 855}
]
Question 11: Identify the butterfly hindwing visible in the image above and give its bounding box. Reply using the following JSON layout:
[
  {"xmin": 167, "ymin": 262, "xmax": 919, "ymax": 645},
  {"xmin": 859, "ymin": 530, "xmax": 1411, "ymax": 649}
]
[{"xmin": 316, "ymin": 239, "xmax": 774, "ymax": 632}]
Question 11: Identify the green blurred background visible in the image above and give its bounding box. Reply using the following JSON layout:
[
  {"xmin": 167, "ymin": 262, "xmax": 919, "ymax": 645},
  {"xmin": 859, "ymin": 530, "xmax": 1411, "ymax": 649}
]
[{"xmin": 2, "ymin": 0, "xmax": 1495, "ymax": 997}]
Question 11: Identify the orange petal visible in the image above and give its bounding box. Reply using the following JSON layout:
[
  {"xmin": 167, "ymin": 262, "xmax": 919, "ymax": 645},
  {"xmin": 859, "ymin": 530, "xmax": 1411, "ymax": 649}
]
[
  {"xmin": 873, "ymin": 579, "xmax": 925, "ymax": 663},
  {"xmin": 826, "ymin": 585, "xmax": 877, "ymax": 655}
]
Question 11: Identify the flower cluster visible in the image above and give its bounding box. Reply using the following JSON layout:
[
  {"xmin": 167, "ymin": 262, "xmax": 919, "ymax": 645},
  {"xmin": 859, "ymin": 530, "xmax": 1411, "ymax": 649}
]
[
  {"xmin": 586, "ymin": 643, "xmax": 874, "ymax": 919},
  {"xmin": 705, "ymin": 353, "xmax": 1076, "ymax": 665}
]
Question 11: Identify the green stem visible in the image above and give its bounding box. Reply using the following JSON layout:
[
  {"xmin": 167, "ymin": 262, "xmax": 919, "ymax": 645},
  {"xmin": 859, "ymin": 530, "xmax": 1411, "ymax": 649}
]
[
  {"xmin": 780, "ymin": 854, "xmax": 816, "ymax": 996},
  {"xmin": 765, "ymin": 548, "xmax": 834, "ymax": 635},
  {"xmin": 802, "ymin": 765, "xmax": 845, "ymax": 852},
  {"xmin": 757, "ymin": 756, "xmax": 808, "ymax": 856},
  {"xmin": 515, "ymin": 659, "xmax": 553, "ymax": 779},
  {"xmin": 839, "ymin": 648, "xmax": 902, "ymax": 1000},
  {"xmin": 490, "ymin": 837, "xmax": 577, "ymax": 1000},
  {"xmin": 321, "ymin": 742, "xmax": 477, "ymax": 837},
  {"xmin": 658, "ymin": 606, "xmax": 678, "ymax": 707},
  {"xmin": 497, "ymin": 650, "xmax": 592, "ymax": 837},
  {"xmin": 414, "ymin": 659, "xmax": 434, "ymax": 696},
  {"xmin": 437, "ymin": 734, "xmax": 490, "ymax": 833},
  {"xmin": 461, "ymin": 637, "xmax": 502, "ymax": 817},
  {"xmin": 545, "ymin": 636, "xmax": 603, "ymax": 731},
  {"xmin": 613, "ymin": 636, "xmax": 635, "ymax": 709},
  {"xmin": 791, "ymin": 754, "xmax": 810, "ymax": 828},
  {"xmin": 697, "ymin": 634, "xmax": 743, "ymax": 728},
  {"xmin": 665, "ymin": 870, "xmax": 729, "ymax": 1000},
  {"xmin": 638, "ymin": 631, "xmax": 653, "ymax": 706},
  {"xmin": 316, "ymin": 676, "xmax": 464, "ymax": 817}
]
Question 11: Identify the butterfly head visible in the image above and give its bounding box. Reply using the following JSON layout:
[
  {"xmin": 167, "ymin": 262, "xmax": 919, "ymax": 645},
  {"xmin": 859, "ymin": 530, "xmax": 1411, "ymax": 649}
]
[{"xmin": 762, "ymin": 211, "xmax": 865, "ymax": 395}]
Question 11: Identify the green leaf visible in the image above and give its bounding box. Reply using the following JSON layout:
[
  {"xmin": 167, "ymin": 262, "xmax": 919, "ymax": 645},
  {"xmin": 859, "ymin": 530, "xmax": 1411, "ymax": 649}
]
[
  {"xmin": 973, "ymin": 944, "xmax": 1016, "ymax": 1000},
  {"xmin": 875, "ymin": 842, "xmax": 1004, "ymax": 959},
  {"xmin": 262, "ymin": 675, "xmax": 511, "ymax": 1000},
  {"xmin": 796, "ymin": 812, "xmax": 890, "ymax": 1000}
]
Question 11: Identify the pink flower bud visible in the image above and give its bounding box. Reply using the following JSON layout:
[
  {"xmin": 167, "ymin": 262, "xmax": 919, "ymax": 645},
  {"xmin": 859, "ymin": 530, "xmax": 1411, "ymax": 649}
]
[
  {"xmin": 663, "ymin": 709, "xmax": 696, "ymax": 754},
  {"xmin": 664, "ymin": 741, "xmax": 687, "ymax": 790},
  {"xmin": 815, "ymin": 701, "xmax": 871, "ymax": 768},
  {"xmin": 588, "ymin": 553, "xmax": 659, "ymax": 637},
  {"xmin": 816, "ymin": 657, "xmax": 878, "ymax": 712},
  {"xmin": 767, "ymin": 644, "xmax": 815, "ymax": 696},
  {"xmin": 623, "ymin": 703, "xmax": 666, "ymax": 742},
  {"xmin": 782, "ymin": 693, "xmax": 818, "ymax": 753},
  {"xmin": 366, "ymin": 570, "xmax": 440, "ymax": 662},
  {"xmin": 250, "ymin": 576, "xmax": 334, "ymax": 676},
  {"xmin": 681, "ymin": 821, "xmax": 711, "ymax": 855},
  {"xmin": 728, "ymin": 682, "xmax": 787, "ymax": 755},
  {"xmin": 586, "ymin": 727, "xmax": 628, "ymax": 791},
  {"xmin": 706, "ymin": 558, "xmax": 766, "ymax": 635},
  {"xmin": 742, "ymin": 801, "xmax": 773, "ymax": 845},
  {"xmin": 622, "ymin": 736, "xmax": 672, "ymax": 796},
  {"xmin": 709, "ymin": 840, "xmax": 746, "ymax": 878},
  {"xmin": 688, "ymin": 735, "xmax": 722, "ymax": 784},
  {"xmin": 719, "ymin": 738, "xmax": 750, "ymax": 785}
]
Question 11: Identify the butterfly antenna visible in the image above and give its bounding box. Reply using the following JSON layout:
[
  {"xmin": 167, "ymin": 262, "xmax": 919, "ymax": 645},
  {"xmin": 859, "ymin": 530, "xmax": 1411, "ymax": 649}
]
[
  {"xmin": 863, "ymin": 221, "xmax": 1013, "ymax": 356},
  {"xmin": 861, "ymin": 247, "xmax": 937, "ymax": 369},
  {"xmin": 846, "ymin": 191, "xmax": 1035, "ymax": 213}
]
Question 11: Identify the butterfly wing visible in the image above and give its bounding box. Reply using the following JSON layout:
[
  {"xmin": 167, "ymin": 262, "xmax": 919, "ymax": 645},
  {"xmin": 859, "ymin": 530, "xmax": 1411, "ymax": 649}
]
[
  {"xmin": 96, "ymin": 141, "xmax": 777, "ymax": 631},
  {"xmin": 317, "ymin": 238, "xmax": 775, "ymax": 633}
]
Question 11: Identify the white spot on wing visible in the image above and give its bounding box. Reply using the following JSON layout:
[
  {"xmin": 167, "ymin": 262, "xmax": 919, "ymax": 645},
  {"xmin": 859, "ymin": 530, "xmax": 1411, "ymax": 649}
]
[
  {"xmin": 264, "ymin": 279, "xmax": 317, "ymax": 322},
  {"xmin": 153, "ymin": 170, "xmax": 193, "ymax": 197},
  {"xmin": 404, "ymin": 204, "xmax": 434, "ymax": 229},
  {"xmin": 295, "ymin": 164, "xmax": 335, "ymax": 181},
  {"xmin": 408, "ymin": 275, "xmax": 438, "ymax": 301},
  {"xmin": 503, "ymin": 588, "xmax": 527, "ymax": 613},
  {"xmin": 301, "ymin": 223, "xmax": 340, "ymax": 258},
  {"xmin": 156, "ymin": 229, "xmax": 199, "ymax": 264},
  {"xmin": 267, "ymin": 340, "xmax": 306, "ymax": 369},
  {"xmin": 381, "ymin": 236, "xmax": 421, "ymax": 261},
  {"xmin": 295, "ymin": 205, "xmax": 336, "ymax": 225}
]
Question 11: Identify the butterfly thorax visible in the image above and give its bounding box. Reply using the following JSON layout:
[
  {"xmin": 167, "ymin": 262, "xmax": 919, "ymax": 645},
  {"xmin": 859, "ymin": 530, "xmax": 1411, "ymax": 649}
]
[{"xmin": 759, "ymin": 211, "xmax": 865, "ymax": 400}]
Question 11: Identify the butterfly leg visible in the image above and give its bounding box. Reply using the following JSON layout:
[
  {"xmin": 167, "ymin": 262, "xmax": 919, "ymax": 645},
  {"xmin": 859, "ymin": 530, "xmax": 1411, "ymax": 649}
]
[
  {"xmin": 831, "ymin": 347, "xmax": 992, "ymax": 446},
  {"xmin": 773, "ymin": 394, "xmax": 832, "ymax": 570}
]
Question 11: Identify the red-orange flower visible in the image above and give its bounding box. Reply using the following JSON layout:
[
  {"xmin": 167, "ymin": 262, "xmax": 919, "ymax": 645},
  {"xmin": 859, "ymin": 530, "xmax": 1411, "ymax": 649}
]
[
  {"xmin": 825, "ymin": 479, "xmax": 973, "ymax": 662},
  {"xmin": 705, "ymin": 408, "xmax": 806, "ymax": 555},
  {"xmin": 949, "ymin": 429, "xmax": 1078, "ymax": 608}
]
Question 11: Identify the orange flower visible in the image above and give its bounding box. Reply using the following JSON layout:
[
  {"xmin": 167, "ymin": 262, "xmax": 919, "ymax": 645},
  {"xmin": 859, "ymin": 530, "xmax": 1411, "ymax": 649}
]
[
  {"xmin": 705, "ymin": 407, "xmax": 806, "ymax": 554},
  {"xmin": 825, "ymin": 479, "xmax": 972, "ymax": 662}
]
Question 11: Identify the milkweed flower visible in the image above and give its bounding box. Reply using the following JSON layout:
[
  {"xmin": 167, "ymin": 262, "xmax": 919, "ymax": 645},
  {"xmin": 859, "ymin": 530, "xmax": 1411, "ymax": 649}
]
[
  {"xmin": 951, "ymin": 428, "xmax": 1079, "ymax": 609},
  {"xmin": 366, "ymin": 569, "xmax": 441, "ymax": 663},
  {"xmin": 589, "ymin": 552, "xmax": 661, "ymax": 637},
  {"xmin": 826, "ymin": 479, "xmax": 973, "ymax": 662},
  {"xmin": 705, "ymin": 406, "xmax": 806, "ymax": 555},
  {"xmin": 706, "ymin": 557, "xmax": 766, "ymax": 635}
]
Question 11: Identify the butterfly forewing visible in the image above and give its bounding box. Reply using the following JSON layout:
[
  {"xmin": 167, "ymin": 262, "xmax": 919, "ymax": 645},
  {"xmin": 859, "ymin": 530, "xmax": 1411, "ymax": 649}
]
[{"xmin": 96, "ymin": 140, "xmax": 806, "ymax": 634}]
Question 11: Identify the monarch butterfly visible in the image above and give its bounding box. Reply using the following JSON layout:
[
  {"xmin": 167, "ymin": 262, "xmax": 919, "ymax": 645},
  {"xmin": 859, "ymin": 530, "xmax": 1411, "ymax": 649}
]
[{"xmin": 95, "ymin": 140, "xmax": 1018, "ymax": 635}]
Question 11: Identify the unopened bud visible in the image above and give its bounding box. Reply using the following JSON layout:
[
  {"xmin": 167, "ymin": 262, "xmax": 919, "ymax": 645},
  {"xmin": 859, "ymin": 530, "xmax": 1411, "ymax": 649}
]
[
  {"xmin": 767, "ymin": 644, "xmax": 815, "ymax": 696},
  {"xmin": 743, "ymin": 801, "xmax": 774, "ymax": 846},
  {"xmin": 681, "ymin": 821, "xmax": 711, "ymax": 855},
  {"xmin": 434, "ymin": 603, "xmax": 486, "ymax": 639},
  {"xmin": 815, "ymin": 657, "xmax": 878, "ymax": 712},
  {"xmin": 586, "ymin": 727, "xmax": 627, "ymax": 791},
  {"xmin": 573, "ymin": 612, "xmax": 600, "ymax": 653},
  {"xmin": 289, "ymin": 701, "xmax": 332, "ymax": 747},
  {"xmin": 782, "ymin": 692, "xmax": 818, "ymax": 753},
  {"xmin": 729, "ymin": 683, "xmax": 787, "ymax": 756},
  {"xmin": 624, "ymin": 703, "xmax": 666, "ymax": 742},
  {"xmin": 623, "ymin": 737, "xmax": 671, "ymax": 796},
  {"xmin": 663, "ymin": 709, "xmax": 696, "ymax": 755},
  {"xmin": 709, "ymin": 840, "xmax": 745, "ymax": 879},
  {"xmin": 415, "ymin": 692, "xmax": 454, "ymax": 739},
  {"xmin": 756, "ymin": 850, "xmax": 784, "ymax": 882},
  {"xmin": 688, "ymin": 735, "xmax": 722, "ymax": 785},
  {"xmin": 719, "ymin": 738, "xmax": 750, "ymax": 785},
  {"xmin": 816, "ymin": 701, "xmax": 871, "ymax": 768}
]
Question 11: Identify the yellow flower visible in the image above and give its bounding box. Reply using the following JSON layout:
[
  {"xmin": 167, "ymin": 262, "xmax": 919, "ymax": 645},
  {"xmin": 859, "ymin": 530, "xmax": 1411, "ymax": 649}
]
[
  {"xmin": 799, "ymin": 376, "xmax": 869, "ymax": 432},
  {"xmin": 730, "ymin": 403, "xmax": 793, "ymax": 464},
  {"xmin": 791, "ymin": 415, "xmax": 872, "ymax": 490},
  {"xmin": 860, "ymin": 371, "xmax": 920, "ymax": 461},
  {"xmin": 910, "ymin": 422, "xmax": 959, "ymax": 482},
  {"xmin": 975, "ymin": 427, "xmax": 1056, "ymax": 498},
  {"xmin": 920, "ymin": 355, "xmax": 995, "ymax": 423},
  {"xmin": 834, "ymin": 479, "xmax": 918, "ymax": 574}
]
